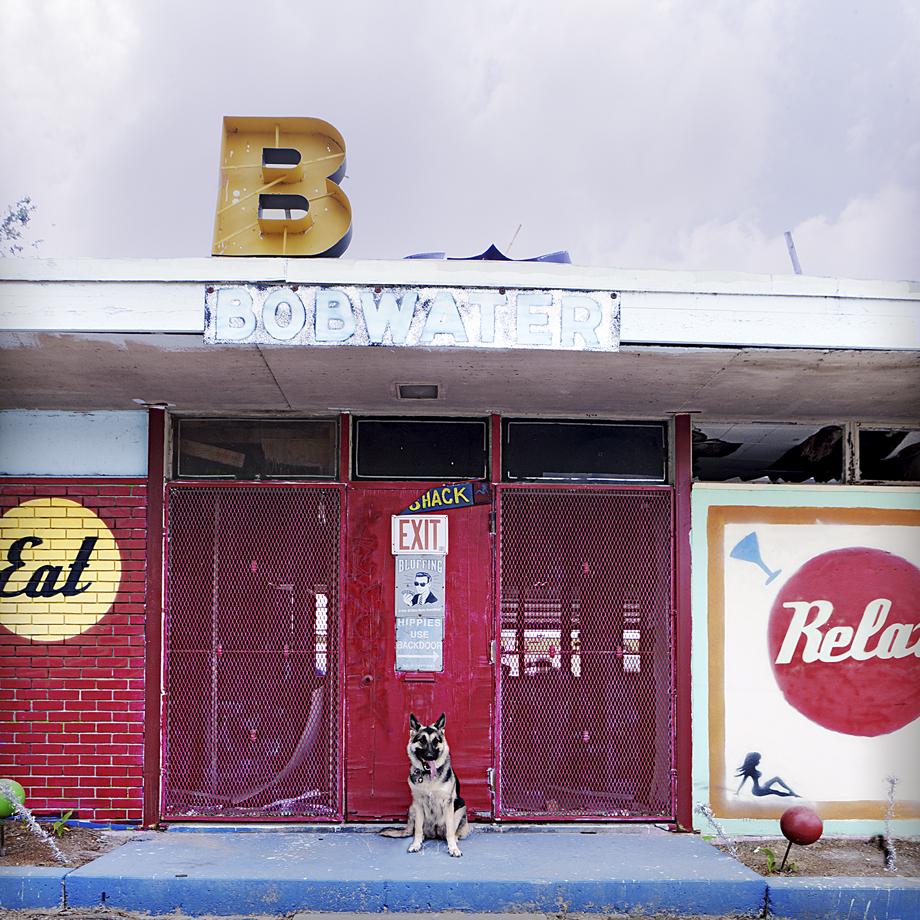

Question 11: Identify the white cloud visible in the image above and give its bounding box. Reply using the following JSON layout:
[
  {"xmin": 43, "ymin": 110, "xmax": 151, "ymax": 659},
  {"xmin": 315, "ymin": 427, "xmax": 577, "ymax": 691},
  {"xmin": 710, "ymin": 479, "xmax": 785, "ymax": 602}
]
[
  {"xmin": 0, "ymin": 0, "xmax": 917, "ymax": 281},
  {"xmin": 791, "ymin": 184, "xmax": 920, "ymax": 281},
  {"xmin": 605, "ymin": 183, "xmax": 920, "ymax": 281},
  {"xmin": 0, "ymin": 0, "xmax": 141, "ymax": 250}
]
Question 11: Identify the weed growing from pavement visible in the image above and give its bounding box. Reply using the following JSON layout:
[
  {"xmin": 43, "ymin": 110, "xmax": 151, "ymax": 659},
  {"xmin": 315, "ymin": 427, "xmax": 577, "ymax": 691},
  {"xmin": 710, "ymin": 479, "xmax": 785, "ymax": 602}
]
[{"xmin": 51, "ymin": 810, "xmax": 74, "ymax": 839}]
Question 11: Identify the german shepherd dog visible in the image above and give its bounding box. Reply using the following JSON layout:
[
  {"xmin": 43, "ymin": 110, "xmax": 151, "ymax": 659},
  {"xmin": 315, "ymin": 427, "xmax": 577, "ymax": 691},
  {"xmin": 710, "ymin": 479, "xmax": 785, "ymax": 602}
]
[{"xmin": 380, "ymin": 713, "xmax": 469, "ymax": 857}]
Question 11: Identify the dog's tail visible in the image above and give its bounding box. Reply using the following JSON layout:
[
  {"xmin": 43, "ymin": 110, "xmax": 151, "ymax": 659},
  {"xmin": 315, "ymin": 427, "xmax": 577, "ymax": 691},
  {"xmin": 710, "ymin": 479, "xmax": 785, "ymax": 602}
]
[{"xmin": 379, "ymin": 824, "xmax": 413, "ymax": 838}]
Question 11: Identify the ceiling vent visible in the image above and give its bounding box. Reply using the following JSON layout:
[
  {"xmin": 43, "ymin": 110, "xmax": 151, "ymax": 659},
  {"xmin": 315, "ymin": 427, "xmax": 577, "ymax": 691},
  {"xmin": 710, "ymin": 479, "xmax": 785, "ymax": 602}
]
[{"xmin": 397, "ymin": 384, "xmax": 439, "ymax": 400}]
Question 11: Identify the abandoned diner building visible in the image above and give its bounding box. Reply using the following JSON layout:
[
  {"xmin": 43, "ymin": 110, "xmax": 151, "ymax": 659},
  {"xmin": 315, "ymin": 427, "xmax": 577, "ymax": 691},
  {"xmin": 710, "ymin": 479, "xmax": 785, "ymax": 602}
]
[
  {"xmin": 3, "ymin": 254, "xmax": 918, "ymax": 838},
  {"xmin": 1, "ymin": 117, "xmax": 918, "ymax": 837}
]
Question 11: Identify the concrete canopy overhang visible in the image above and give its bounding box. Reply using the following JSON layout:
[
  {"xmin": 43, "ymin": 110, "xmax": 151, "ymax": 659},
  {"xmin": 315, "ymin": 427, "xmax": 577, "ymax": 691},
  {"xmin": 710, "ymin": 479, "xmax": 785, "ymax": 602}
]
[{"xmin": 2, "ymin": 258, "xmax": 919, "ymax": 423}]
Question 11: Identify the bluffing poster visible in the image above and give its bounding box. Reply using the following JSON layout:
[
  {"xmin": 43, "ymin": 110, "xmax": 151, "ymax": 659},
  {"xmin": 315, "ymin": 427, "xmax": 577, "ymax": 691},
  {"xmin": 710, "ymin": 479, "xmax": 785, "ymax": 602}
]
[{"xmin": 395, "ymin": 555, "xmax": 445, "ymax": 671}]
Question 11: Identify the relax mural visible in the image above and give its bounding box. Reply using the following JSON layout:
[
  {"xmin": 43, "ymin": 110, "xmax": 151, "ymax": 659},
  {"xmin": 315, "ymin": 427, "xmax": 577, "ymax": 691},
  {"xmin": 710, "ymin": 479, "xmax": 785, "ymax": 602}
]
[{"xmin": 706, "ymin": 501, "xmax": 920, "ymax": 821}]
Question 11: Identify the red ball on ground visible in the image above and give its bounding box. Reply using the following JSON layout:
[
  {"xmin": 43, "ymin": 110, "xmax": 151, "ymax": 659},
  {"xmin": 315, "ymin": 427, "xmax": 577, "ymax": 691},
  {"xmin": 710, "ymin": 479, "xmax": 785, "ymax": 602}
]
[{"xmin": 780, "ymin": 805, "xmax": 823, "ymax": 845}]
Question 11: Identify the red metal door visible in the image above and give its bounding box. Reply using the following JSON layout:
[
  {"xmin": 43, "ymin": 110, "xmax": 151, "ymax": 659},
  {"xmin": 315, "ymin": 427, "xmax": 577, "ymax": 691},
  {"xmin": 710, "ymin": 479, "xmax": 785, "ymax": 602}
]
[
  {"xmin": 496, "ymin": 485, "xmax": 674, "ymax": 820},
  {"xmin": 162, "ymin": 484, "xmax": 344, "ymax": 820},
  {"xmin": 344, "ymin": 485, "xmax": 493, "ymax": 820}
]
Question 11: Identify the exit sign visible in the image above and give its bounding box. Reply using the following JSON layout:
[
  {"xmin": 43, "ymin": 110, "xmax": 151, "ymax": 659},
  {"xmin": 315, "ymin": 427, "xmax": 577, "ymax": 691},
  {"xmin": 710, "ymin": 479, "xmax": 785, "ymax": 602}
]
[{"xmin": 391, "ymin": 515, "xmax": 448, "ymax": 555}]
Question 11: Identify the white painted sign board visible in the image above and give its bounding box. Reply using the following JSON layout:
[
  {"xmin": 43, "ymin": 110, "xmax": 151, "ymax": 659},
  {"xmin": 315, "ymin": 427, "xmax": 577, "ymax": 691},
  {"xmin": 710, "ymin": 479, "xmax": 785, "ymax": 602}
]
[{"xmin": 205, "ymin": 285, "xmax": 621, "ymax": 351}]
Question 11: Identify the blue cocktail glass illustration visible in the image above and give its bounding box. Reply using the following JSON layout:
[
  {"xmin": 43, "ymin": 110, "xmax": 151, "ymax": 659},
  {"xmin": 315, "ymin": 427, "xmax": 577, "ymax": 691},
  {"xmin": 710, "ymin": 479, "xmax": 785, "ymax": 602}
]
[{"xmin": 730, "ymin": 531, "xmax": 781, "ymax": 585}]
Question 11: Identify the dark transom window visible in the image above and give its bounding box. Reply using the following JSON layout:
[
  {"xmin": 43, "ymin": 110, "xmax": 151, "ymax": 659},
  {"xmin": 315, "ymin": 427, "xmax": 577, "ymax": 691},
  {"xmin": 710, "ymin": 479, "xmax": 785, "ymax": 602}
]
[
  {"xmin": 175, "ymin": 418, "xmax": 337, "ymax": 479},
  {"xmin": 502, "ymin": 419, "xmax": 667, "ymax": 482},
  {"xmin": 353, "ymin": 417, "xmax": 488, "ymax": 481}
]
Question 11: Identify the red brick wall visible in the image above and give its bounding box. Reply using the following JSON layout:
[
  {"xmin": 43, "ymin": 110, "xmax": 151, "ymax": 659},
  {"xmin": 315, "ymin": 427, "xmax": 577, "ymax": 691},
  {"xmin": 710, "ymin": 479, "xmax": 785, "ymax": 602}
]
[{"xmin": 0, "ymin": 480, "xmax": 147, "ymax": 823}]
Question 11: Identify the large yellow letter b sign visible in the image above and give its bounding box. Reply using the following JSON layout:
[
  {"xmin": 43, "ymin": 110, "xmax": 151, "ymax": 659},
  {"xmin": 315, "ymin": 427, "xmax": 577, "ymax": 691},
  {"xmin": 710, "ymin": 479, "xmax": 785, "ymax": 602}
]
[{"xmin": 212, "ymin": 116, "xmax": 352, "ymax": 258}]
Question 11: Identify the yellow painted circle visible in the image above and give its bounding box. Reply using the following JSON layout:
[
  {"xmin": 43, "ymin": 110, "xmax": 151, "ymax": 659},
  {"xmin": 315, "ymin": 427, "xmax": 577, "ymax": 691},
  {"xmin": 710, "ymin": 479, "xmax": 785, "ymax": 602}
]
[{"xmin": 0, "ymin": 498, "xmax": 121, "ymax": 642}]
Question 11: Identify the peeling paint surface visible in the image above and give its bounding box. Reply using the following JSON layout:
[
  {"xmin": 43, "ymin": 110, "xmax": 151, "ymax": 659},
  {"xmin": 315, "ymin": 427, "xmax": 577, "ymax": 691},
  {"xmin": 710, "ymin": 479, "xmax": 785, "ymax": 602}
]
[{"xmin": 3, "ymin": 332, "xmax": 918, "ymax": 420}]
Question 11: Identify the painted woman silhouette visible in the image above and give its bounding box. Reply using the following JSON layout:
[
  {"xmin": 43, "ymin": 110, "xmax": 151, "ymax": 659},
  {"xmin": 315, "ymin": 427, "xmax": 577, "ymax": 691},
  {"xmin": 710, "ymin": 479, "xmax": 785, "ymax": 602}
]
[{"xmin": 735, "ymin": 752, "xmax": 799, "ymax": 797}]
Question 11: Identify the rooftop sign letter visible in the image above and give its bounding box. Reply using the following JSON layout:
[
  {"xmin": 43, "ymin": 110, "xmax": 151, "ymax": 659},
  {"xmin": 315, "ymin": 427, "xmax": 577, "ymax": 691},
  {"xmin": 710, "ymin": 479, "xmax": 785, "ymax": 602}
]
[{"xmin": 212, "ymin": 116, "xmax": 352, "ymax": 258}]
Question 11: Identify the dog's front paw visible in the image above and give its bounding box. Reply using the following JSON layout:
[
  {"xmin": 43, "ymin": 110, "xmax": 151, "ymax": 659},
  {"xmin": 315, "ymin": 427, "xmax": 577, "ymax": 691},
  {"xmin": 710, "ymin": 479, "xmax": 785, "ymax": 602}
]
[
  {"xmin": 448, "ymin": 845, "xmax": 463, "ymax": 857},
  {"xmin": 407, "ymin": 841, "xmax": 422, "ymax": 853}
]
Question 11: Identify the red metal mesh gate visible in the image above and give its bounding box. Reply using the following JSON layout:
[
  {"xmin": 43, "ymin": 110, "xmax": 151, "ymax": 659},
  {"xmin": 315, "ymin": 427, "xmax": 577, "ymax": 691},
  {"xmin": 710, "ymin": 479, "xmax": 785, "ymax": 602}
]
[
  {"xmin": 162, "ymin": 485, "xmax": 343, "ymax": 819},
  {"xmin": 496, "ymin": 486, "xmax": 674, "ymax": 820}
]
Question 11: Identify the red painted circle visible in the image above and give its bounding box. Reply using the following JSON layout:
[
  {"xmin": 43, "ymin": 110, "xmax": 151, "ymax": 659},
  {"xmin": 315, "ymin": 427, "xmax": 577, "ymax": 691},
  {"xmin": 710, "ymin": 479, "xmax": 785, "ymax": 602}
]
[
  {"xmin": 768, "ymin": 547, "xmax": 920, "ymax": 737},
  {"xmin": 780, "ymin": 805, "xmax": 823, "ymax": 845}
]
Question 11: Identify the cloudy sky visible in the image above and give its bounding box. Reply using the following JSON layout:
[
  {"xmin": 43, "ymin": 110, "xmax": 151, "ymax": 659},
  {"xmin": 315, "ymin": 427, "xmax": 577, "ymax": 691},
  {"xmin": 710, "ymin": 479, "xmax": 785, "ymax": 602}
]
[{"xmin": 2, "ymin": 0, "xmax": 918, "ymax": 280}]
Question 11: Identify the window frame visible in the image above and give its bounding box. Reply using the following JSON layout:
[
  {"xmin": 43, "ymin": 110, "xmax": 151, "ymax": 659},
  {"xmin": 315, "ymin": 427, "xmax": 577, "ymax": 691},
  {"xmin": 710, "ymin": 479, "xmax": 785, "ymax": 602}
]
[
  {"xmin": 351, "ymin": 415, "xmax": 490, "ymax": 482},
  {"xmin": 691, "ymin": 419, "xmax": 920, "ymax": 485},
  {"xmin": 172, "ymin": 416, "xmax": 339, "ymax": 481},
  {"xmin": 853, "ymin": 422, "xmax": 920, "ymax": 485},
  {"xmin": 501, "ymin": 418, "xmax": 669, "ymax": 484}
]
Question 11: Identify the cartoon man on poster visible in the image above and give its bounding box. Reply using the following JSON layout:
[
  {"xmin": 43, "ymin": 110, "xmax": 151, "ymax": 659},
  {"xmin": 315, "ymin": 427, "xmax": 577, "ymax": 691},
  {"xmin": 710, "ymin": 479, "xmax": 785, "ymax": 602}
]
[
  {"xmin": 402, "ymin": 571, "xmax": 438, "ymax": 606},
  {"xmin": 395, "ymin": 557, "xmax": 445, "ymax": 619}
]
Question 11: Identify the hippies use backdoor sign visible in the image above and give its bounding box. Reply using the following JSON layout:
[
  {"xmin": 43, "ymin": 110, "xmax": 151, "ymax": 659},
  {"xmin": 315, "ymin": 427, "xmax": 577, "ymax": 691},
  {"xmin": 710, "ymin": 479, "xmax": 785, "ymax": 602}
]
[{"xmin": 205, "ymin": 285, "xmax": 620, "ymax": 351}]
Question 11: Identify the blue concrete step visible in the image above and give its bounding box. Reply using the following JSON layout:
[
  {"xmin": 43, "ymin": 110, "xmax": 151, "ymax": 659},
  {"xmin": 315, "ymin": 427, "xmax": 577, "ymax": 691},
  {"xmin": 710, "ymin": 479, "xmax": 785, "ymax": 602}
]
[
  {"xmin": 3, "ymin": 826, "xmax": 917, "ymax": 917},
  {"xmin": 766, "ymin": 875, "xmax": 920, "ymax": 919},
  {"xmin": 62, "ymin": 827, "xmax": 764, "ymax": 915},
  {"xmin": 0, "ymin": 865, "xmax": 68, "ymax": 909}
]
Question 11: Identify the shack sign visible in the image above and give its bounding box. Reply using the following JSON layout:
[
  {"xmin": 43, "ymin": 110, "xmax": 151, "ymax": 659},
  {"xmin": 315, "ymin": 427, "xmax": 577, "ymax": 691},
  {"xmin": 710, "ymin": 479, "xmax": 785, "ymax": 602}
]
[
  {"xmin": 206, "ymin": 285, "xmax": 620, "ymax": 351},
  {"xmin": 401, "ymin": 482, "xmax": 491, "ymax": 515}
]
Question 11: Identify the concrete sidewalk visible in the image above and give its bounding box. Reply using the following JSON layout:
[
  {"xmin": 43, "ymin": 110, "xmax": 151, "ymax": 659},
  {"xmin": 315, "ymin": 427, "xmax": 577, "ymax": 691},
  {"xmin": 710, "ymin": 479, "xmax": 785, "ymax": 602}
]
[{"xmin": 1, "ymin": 825, "xmax": 918, "ymax": 918}]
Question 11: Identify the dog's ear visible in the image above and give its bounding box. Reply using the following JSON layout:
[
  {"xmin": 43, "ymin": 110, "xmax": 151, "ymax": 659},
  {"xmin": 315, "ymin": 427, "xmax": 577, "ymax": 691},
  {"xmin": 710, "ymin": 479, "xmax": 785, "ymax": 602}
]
[
  {"xmin": 435, "ymin": 712, "xmax": 446, "ymax": 732},
  {"xmin": 409, "ymin": 713, "xmax": 421, "ymax": 732}
]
